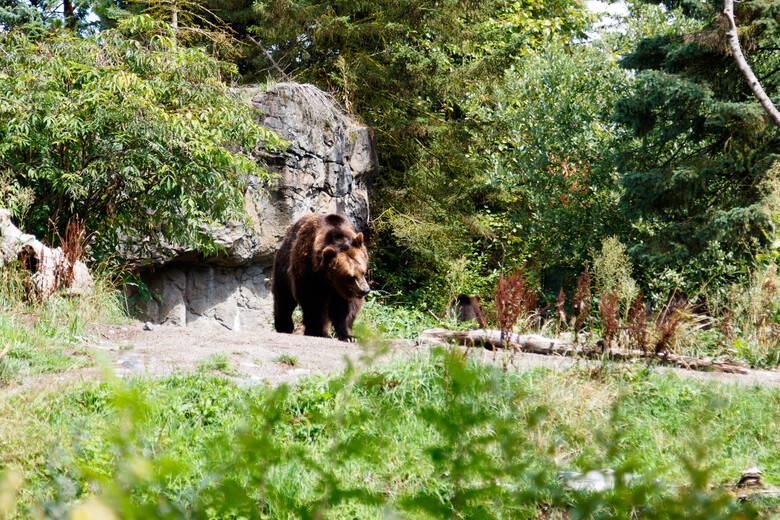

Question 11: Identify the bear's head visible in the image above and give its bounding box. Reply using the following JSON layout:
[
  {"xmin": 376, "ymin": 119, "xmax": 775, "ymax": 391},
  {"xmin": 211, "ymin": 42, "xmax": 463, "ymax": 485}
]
[{"xmin": 321, "ymin": 233, "xmax": 370, "ymax": 300}]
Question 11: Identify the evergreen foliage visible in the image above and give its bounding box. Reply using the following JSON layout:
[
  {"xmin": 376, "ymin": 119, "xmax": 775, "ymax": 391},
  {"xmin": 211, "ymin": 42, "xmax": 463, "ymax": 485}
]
[
  {"xmin": 0, "ymin": 0, "xmax": 92, "ymax": 30},
  {"xmin": 612, "ymin": 0, "xmax": 780, "ymax": 288}
]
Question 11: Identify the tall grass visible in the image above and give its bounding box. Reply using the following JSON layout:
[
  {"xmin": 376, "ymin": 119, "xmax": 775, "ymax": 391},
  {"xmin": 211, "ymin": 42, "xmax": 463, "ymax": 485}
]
[
  {"xmin": 0, "ymin": 352, "xmax": 776, "ymax": 518},
  {"xmin": 0, "ymin": 261, "xmax": 126, "ymax": 385},
  {"xmin": 716, "ymin": 262, "xmax": 780, "ymax": 367}
]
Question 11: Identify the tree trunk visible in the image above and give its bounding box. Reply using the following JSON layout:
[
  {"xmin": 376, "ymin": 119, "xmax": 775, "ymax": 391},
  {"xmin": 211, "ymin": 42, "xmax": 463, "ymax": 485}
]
[{"xmin": 63, "ymin": 0, "xmax": 75, "ymax": 28}]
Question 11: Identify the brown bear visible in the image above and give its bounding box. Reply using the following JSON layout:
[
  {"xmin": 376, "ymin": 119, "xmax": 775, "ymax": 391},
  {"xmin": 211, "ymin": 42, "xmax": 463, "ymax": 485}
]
[
  {"xmin": 450, "ymin": 294, "xmax": 487, "ymax": 328},
  {"xmin": 272, "ymin": 213, "xmax": 370, "ymax": 341}
]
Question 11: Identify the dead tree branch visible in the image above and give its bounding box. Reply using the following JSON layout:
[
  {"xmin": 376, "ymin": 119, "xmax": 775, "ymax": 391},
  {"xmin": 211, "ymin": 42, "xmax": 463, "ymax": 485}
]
[
  {"xmin": 418, "ymin": 328, "xmax": 750, "ymax": 374},
  {"xmin": 247, "ymin": 35, "xmax": 292, "ymax": 82}
]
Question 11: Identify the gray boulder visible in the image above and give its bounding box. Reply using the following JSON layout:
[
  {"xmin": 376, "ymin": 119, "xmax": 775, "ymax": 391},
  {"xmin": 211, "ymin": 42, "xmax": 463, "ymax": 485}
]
[{"xmin": 134, "ymin": 83, "xmax": 375, "ymax": 330}]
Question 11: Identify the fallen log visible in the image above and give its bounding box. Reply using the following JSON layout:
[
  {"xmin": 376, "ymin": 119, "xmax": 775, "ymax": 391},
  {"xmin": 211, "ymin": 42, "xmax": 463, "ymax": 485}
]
[{"xmin": 417, "ymin": 328, "xmax": 749, "ymax": 374}]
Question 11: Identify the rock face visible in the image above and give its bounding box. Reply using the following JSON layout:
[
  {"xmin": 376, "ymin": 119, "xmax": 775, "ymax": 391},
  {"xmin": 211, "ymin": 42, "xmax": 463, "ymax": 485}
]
[{"xmin": 135, "ymin": 83, "xmax": 375, "ymax": 330}]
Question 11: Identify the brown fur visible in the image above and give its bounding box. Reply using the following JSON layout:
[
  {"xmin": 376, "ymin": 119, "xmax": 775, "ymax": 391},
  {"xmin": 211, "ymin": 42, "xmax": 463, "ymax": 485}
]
[
  {"xmin": 451, "ymin": 294, "xmax": 487, "ymax": 328},
  {"xmin": 272, "ymin": 213, "xmax": 370, "ymax": 341}
]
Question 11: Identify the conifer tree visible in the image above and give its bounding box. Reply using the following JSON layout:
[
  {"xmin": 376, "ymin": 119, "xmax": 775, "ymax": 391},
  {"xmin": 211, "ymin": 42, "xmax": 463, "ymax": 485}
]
[{"xmin": 613, "ymin": 0, "xmax": 779, "ymax": 286}]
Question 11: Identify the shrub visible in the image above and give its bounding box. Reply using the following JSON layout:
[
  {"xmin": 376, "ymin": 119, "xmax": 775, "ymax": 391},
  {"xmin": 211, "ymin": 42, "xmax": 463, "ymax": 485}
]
[
  {"xmin": 0, "ymin": 17, "xmax": 284, "ymax": 260},
  {"xmin": 592, "ymin": 236, "xmax": 639, "ymax": 316}
]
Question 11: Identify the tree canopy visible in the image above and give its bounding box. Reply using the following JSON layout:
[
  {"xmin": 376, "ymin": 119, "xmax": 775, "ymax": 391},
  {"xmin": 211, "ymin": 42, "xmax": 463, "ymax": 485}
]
[
  {"xmin": 239, "ymin": 0, "xmax": 591, "ymax": 301},
  {"xmin": 1, "ymin": 0, "xmax": 777, "ymax": 302}
]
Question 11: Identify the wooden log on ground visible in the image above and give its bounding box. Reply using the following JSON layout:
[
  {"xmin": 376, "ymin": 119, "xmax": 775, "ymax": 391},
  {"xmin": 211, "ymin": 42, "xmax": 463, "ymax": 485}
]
[{"xmin": 417, "ymin": 328, "xmax": 750, "ymax": 375}]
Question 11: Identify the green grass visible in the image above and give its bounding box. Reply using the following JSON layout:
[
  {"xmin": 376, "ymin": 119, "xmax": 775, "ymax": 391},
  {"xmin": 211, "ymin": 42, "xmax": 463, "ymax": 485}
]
[
  {"xmin": 273, "ymin": 354, "xmax": 299, "ymax": 366},
  {"xmin": 356, "ymin": 294, "xmax": 458, "ymax": 339},
  {"xmin": 1, "ymin": 353, "xmax": 777, "ymax": 518},
  {"xmin": 197, "ymin": 353, "xmax": 240, "ymax": 376},
  {"xmin": 0, "ymin": 266, "xmax": 128, "ymax": 386},
  {"xmin": 0, "ymin": 313, "xmax": 88, "ymax": 384}
]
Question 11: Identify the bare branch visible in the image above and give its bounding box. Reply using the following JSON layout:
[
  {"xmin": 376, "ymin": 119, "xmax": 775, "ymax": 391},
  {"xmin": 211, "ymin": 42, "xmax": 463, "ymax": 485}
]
[
  {"xmin": 247, "ymin": 35, "xmax": 292, "ymax": 83},
  {"xmin": 723, "ymin": 0, "xmax": 780, "ymax": 127}
]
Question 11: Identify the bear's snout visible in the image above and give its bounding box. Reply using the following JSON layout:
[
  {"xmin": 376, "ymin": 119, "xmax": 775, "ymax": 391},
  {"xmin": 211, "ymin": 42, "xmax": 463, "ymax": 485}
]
[{"xmin": 356, "ymin": 278, "xmax": 370, "ymax": 297}]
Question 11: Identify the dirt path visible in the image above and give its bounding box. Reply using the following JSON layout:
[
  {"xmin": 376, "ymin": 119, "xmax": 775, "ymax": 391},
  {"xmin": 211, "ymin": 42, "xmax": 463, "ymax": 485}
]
[
  {"xmin": 82, "ymin": 322, "xmax": 780, "ymax": 388},
  {"xmin": 3, "ymin": 322, "xmax": 778, "ymax": 399},
  {"xmin": 91, "ymin": 322, "xmax": 404, "ymax": 385}
]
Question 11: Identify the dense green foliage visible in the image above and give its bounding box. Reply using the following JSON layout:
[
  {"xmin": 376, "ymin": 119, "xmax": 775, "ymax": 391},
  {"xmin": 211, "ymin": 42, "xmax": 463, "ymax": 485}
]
[
  {"xmin": 205, "ymin": 0, "xmax": 777, "ymax": 303},
  {"xmin": 612, "ymin": 0, "xmax": 780, "ymax": 290},
  {"xmin": 231, "ymin": 0, "xmax": 590, "ymax": 302},
  {"xmin": 2, "ymin": 352, "xmax": 778, "ymax": 518},
  {"xmin": 476, "ymin": 42, "xmax": 629, "ymax": 280},
  {"xmin": 3, "ymin": 0, "xmax": 778, "ymax": 302},
  {"xmin": 0, "ymin": 16, "xmax": 283, "ymax": 259}
]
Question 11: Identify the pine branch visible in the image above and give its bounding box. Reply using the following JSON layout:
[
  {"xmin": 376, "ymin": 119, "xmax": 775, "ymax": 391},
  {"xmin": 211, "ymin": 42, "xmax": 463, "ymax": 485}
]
[{"xmin": 723, "ymin": 0, "xmax": 780, "ymax": 127}]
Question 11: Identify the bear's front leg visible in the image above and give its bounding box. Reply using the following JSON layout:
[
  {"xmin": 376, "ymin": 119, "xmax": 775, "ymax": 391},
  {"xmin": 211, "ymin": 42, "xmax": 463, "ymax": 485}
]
[
  {"xmin": 329, "ymin": 296, "xmax": 360, "ymax": 342},
  {"xmin": 300, "ymin": 299, "xmax": 331, "ymax": 338},
  {"xmin": 272, "ymin": 281, "xmax": 297, "ymax": 334}
]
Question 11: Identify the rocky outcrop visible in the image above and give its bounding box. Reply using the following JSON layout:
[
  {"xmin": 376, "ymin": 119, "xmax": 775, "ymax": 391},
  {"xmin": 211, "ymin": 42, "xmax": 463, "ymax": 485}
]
[{"xmin": 134, "ymin": 83, "xmax": 376, "ymax": 330}]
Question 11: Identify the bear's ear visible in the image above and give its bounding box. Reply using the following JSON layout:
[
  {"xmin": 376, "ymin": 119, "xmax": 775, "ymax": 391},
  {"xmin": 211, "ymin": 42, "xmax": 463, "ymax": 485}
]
[
  {"xmin": 352, "ymin": 232, "xmax": 364, "ymax": 248},
  {"xmin": 322, "ymin": 247, "xmax": 337, "ymax": 265}
]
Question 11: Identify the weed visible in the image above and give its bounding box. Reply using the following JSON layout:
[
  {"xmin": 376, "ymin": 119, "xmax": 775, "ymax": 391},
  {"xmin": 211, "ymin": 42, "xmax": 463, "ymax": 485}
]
[
  {"xmin": 274, "ymin": 354, "xmax": 299, "ymax": 367},
  {"xmin": 61, "ymin": 215, "xmax": 86, "ymax": 287},
  {"xmin": 572, "ymin": 268, "xmax": 591, "ymax": 342},
  {"xmin": 197, "ymin": 353, "xmax": 239, "ymax": 376},
  {"xmin": 592, "ymin": 236, "xmax": 639, "ymax": 314},
  {"xmin": 654, "ymin": 295, "xmax": 687, "ymax": 355},
  {"xmin": 627, "ymin": 293, "xmax": 649, "ymax": 353},
  {"xmin": 495, "ymin": 266, "xmax": 538, "ymax": 342},
  {"xmin": 598, "ymin": 289, "xmax": 619, "ymax": 350}
]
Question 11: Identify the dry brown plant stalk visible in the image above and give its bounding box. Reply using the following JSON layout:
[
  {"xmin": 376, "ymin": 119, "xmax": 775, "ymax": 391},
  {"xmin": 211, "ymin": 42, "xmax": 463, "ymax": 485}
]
[
  {"xmin": 62, "ymin": 215, "xmax": 86, "ymax": 287},
  {"xmin": 654, "ymin": 295, "xmax": 687, "ymax": 355},
  {"xmin": 571, "ymin": 269, "xmax": 591, "ymax": 343},
  {"xmin": 598, "ymin": 289, "xmax": 619, "ymax": 350},
  {"xmin": 716, "ymin": 307, "xmax": 734, "ymax": 344},
  {"xmin": 495, "ymin": 266, "xmax": 539, "ymax": 345},
  {"xmin": 627, "ymin": 293, "xmax": 649, "ymax": 353}
]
